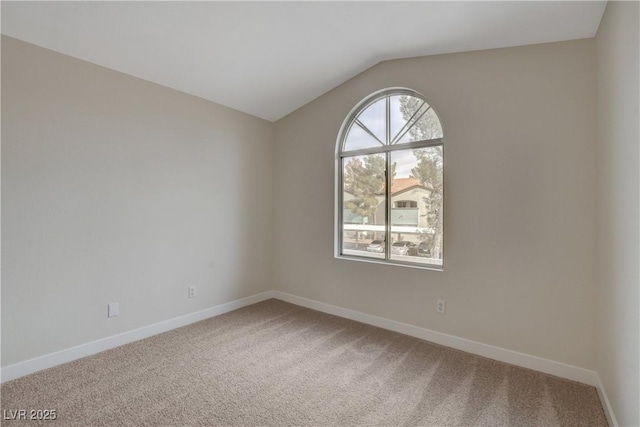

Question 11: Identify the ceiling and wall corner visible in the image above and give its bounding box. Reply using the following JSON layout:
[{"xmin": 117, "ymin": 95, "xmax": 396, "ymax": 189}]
[{"xmin": 1, "ymin": 1, "xmax": 607, "ymax": 121}]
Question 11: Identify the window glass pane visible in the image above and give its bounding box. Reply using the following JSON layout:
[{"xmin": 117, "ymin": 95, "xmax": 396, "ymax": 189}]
[
  {"xmin": 390, "ymin": 95, "xmax": 442, "ymax": 144},
  {"xmin": 342, "ymin": 154, "xmax": 386, "ymax": 259},
  {"xmin": 390, "ymin": 95, "xmax": 422, "ymax": 143},
  {"xmin": 343, "ymin": 122, "xmax": 382, "ymax": 151},
  {"xmin": 356, "ymin": 98, "xmax": 387, "ymax": 144},
  {"xmin": 389, "ymin": 146, "xmax": 443, "ymax": 266},
  {"xmin": 396, "ymin": 106, "xmax": 443, "ymax": 144},
  {"xmin": 413, "ymin": 107, "xmax": 443, "ymax": 140}
]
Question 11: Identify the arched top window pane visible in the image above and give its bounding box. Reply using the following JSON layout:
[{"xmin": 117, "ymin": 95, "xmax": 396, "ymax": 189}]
[
  {"xmin": 357, "ymin": 97, "xmax": 387, "ymax": 144},
  {"xmin": 343, "ymin": 122, "xmax": 383, "ymax": 151},
  {"xmin": 341, "ymin": 90, "xmax": 442, "ymax": 153},
  {"xmin": 391, "ymin": 95, "xmax": 443, "ymax": 144}
]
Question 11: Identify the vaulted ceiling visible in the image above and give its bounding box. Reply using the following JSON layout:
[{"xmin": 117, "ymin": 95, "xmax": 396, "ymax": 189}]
[{"xmin": 2, "ymin": 1, "xmax": 607, "ymax": 121}]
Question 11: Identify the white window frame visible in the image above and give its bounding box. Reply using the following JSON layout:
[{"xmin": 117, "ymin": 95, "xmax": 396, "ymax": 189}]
[{"xmin": 334, "ymin": 87, "xmax": 444, "ymax": 271}]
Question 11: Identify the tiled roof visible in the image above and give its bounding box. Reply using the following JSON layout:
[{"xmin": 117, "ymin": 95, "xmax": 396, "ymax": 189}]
[
  {"xmin": 391, "ymin": 177, "xmax": 423, "ymax": 194},
  {"xmin": 343, "ymin": 177, "xmax": 426, "ymax": 197}
]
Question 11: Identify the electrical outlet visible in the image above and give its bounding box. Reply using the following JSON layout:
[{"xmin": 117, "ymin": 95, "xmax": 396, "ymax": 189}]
[
  {"xmin": 436, "ymin": 299, "xmax": 446, "ymax": 314},
  {"xmin": 188, "ymin": 286, "xmax": 196, "ymax": 298},
  {"xmin": 108, "ymin": 302, "xmax": 119, "ymax": 318}
]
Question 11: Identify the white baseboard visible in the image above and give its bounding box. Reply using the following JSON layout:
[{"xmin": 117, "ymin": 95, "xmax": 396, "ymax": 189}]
[
  {"xmin": 0, "ymin": 291, "xmax": 276, "ymax": 383},
  {"xmin": 595, "ymin": 373, "xmax": 619, "ymax": 427},
  {"xmin": 2, "ymin": 289, "xmax": 614, "ymax": 424},
  {"xmin": 272, "ymin": 290, "xmax": 599, "ymax": 387}
]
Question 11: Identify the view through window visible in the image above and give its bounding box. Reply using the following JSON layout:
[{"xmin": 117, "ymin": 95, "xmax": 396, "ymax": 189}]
[{"xmin": 338, "ymin": 89, "xmax": 443, "ymax": 268}]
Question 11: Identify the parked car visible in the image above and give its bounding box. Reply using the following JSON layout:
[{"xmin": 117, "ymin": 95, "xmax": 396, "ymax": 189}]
[
  {"xmin": 417, "ymin": 242, "xmax": 431, "ymax": 257},
  {"xmin": 366, "ymin": 240, "xmax": 385, "ymax": 253},
  {"xmin": 391, "ymin": 241, "xmax": 417, "ymax": 256}
]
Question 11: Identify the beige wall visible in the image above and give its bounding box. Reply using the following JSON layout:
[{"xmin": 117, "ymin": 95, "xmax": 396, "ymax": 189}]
[
  {"xmin": 1, "ymin": 37, "xmax": 275, "ymax": 365},
  {"xmin": 595, "ymin": 2, "xmax": 640, "ymax": 426},
  {"xmin": 274, "ymin": 39, "xmax": 598, "ymax": 369}
]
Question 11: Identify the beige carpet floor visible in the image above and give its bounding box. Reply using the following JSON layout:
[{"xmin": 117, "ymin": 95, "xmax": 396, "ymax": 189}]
[{"xmin": 1, "ymin": 299, "xmax": 607, "ymax": 426}]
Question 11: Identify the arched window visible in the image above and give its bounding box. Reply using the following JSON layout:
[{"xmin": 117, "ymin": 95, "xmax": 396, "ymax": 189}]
[{"xmin": 336, "ymin": 88, "xmax": 444, "ymax": 269}]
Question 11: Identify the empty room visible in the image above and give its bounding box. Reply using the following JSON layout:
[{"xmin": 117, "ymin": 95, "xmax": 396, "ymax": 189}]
[{"xmin": 1, "ymin": 1, "xmax": 638, "ymax": 426}]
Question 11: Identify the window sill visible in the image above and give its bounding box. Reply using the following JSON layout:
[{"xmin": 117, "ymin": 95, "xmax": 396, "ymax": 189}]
[{"xmin": 335, "ymin": 254, "xmax": 444, "ymax": 272}]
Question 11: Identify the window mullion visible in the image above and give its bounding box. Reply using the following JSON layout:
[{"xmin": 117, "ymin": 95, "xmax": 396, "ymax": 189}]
[
  {"xmin": 340, "ymin": 137, "xmax": 443, "ymax": 157},
  {"xmin": 338, "ymin": 157, "xmax": 344, "ymax": 257},
  {"xmin": 386, "ymin": 96, "xmax": 391, "ymax": 145},
  {"xmin": 385, "ymin": 147, "xmax": 392, "ymax": 261},
  {"xmin": 384, "ymin": 98, "xmax": 391, "ymax": 261}
]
